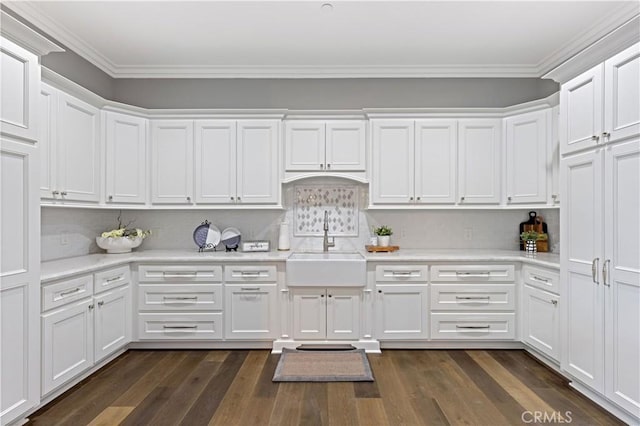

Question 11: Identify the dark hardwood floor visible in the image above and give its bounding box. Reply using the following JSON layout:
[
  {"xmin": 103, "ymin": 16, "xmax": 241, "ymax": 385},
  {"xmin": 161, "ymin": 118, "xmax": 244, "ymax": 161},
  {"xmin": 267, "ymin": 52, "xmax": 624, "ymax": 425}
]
[{"xmin": 27, "ymin": 349, "xmax": 623, "ymax": 426}]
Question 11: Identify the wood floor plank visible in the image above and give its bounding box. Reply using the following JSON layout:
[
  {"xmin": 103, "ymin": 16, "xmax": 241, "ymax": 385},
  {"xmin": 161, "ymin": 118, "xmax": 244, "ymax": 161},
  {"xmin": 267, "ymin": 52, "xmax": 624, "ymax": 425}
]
[
  {"xmin": 86, "ymin": 406, "xmax": 135, "ymax": 426},
  {"xmin": 268, "ymin": 383, "xmax": 304, "ymax": 426},
  {"xmin": 355, "ymin": 398, "xmax": 389, "ymax": 426},
  {"xmin": 209, "ymin": 350, "xmax": 269, "ymax": 426},
  {"xmin": 120, "ymin": 351, "xmax": 208, "ymax": 426},
  {"xmin": 178, "ymin": 350, "xmax": 249, "ymax": 426},
  {"xmin": 448, "ymin": 350, "xmax": 528, "ymax": 423},
  {"xmin": 327, "ymin": 382, "xmax": 358, "ymax": 426},
  {"xmin": 367, "ymin": 353, "xmax": 423, "ymax": 425},
  {"xmin": 27, "ymin": 349, "xmax": 629, "ymax": 426}
]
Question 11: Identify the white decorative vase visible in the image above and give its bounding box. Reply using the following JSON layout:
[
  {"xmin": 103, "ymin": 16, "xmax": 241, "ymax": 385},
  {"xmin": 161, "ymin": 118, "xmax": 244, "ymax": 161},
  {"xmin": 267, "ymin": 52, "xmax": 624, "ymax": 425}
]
[
  {"xmin": 525, "ymin": 239, "xmax": 537, "ymax": 254},
  {"xmin": 96, "ymin": 236, "xmax": 143, "ymax": 254},
  {"xmin": 378, "ymin": 235, "xmax": 391, "ymax": 247}
]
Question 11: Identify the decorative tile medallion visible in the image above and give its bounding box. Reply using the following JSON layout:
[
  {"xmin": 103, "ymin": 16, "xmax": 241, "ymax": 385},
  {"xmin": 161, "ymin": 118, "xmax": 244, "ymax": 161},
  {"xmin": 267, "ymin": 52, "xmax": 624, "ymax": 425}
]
[{"xmin": 294, "ymin": 185, "xmax": 359, "ymax": 236}]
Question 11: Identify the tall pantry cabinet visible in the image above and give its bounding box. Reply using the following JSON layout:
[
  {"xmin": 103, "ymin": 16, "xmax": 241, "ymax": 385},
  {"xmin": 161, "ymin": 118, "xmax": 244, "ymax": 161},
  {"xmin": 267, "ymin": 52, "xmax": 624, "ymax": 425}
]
[
  {"xmin": 560, "ymin": 42, "xmax": 640, "ymax": 419},
  {"xmin": 0, "ymin": 13, "xmax": 63, "ymax": 425}
]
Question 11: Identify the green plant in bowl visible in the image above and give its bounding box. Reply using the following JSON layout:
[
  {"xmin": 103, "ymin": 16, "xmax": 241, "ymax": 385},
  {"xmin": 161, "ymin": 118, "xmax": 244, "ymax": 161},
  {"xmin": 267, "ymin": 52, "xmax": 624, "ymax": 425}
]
[{"xmin": 373, "ymin": 225, "xmax": 393, "ymax": 236}]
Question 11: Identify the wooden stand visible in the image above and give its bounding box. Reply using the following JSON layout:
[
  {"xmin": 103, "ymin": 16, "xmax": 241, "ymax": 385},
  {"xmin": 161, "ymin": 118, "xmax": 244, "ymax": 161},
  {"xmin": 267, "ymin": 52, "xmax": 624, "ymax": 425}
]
[{"xmin": 365, "ymin": 245, "xmax": 400, "ymax": 253}]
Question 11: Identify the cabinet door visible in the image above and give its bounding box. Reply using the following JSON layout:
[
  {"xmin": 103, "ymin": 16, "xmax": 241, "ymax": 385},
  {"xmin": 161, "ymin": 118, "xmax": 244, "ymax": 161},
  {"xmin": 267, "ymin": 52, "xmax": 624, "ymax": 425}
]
[
  {"xmin": 285, "ymin": 121, "xmax": 325, "ymax": 171},
  {"xmin": 458, "ymin": 119, "xmax": 501, "ymax": 204},
  {"xmin": 1, "ymin": 138, "xmax": 40, "ymax": 423},
  {"xmin": 604, "ymin": 43, "xmax": 640, "ymax": 143},
  {"xmin": 415, "ymin": 119, "xmax": 457, "ymax": 204},
  {"xmin": 194, "ymin": 120, "xmax": 236, "ymax": 204},
  {"xmin": 371, "ymin": 120, "xmax": 415, "ymax": 204},
  {"xmin": 292, "ymin": 289, "xmax": 326, "ymax": 340},
  {"xmin": 42, "ymin": 298, "xmax": 94, "ymax": 396},
  {"xmin": 326, "ymin": 289, "xmax": 361, "ymax": 340},
  {"xmin": 325, "ymin": 121, "xmax": 366, "ymax": 172},
  {"xmin": 39, "ymin": 83, "xmax": 57, "ymax": 199},
  {"xmin": 522, "ymin": 285, "xmax": 560, "ymax": 361},
  {"xmin": 58, "ymin": 92, "xmax": 101, "ymax": 202},
  {"xmin": 560, "ymin": 65, "xmax": 604, "ymax": 155},
  {"xmin": 225, "ymin": 284, "xmax": 277, "ymax": 339},
  {"xmin": 550, "ymin": 105, "xmax": 561, "ymax": 204},
  {"xmin": 604, "ymin": 138, "xmax": 640, "ymax": 414},
  {"xmin": 151, "ymin": 120, "xmax": 193, "ymax": 204},
  {"xmin": 105, "ymin": 112, "xmax": 147, "ymax": 204},
  {"xmin": 237, "ymin": 120, "xmax": 279, "ymax": 204},
  {"xmin": 560, "ymin": 149, "xmax": 605, "ymax": 392},
  {"xmin": 0, "ymin": 37, "xmax": 39, "ymax": 142},
  {"xmin": 375, "ymin": 285, "xmax": 428, "ymax": 340},
  {"xmin": 94, "ymin": 285, "xmax": 131, "ymax": 363},
  {"xmin": 505, "ymin": 110, "xmax": 548, "ymax": 204}
]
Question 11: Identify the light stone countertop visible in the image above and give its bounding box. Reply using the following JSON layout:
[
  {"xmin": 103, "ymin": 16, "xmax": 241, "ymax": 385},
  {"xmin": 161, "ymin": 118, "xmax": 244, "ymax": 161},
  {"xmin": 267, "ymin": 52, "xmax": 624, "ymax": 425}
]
[{"xmin": 41, "ymin": 248, "xmax": 559, "ymax": 283}]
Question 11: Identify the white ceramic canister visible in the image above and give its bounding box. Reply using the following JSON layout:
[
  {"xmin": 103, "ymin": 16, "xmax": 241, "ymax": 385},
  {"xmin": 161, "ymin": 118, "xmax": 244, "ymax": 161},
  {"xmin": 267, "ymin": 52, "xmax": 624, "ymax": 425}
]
[{"xmin": 278, "ymin": 220, "xmax": 290, "ymax": 251}]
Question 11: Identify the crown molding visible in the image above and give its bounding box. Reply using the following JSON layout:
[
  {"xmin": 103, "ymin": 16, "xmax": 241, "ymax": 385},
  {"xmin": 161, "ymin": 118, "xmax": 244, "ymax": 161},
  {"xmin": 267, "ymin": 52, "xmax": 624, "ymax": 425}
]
[
  {"xmin": 542, "ymin": 14, "xmax": 640, "ymax": 83},
  {"xmin": 536, "ymin": 2, "xmax": 639, "ymax": 77},
  {"xmin": 0, "ymin": 10, "xmax": 63, "ymax": 56}
]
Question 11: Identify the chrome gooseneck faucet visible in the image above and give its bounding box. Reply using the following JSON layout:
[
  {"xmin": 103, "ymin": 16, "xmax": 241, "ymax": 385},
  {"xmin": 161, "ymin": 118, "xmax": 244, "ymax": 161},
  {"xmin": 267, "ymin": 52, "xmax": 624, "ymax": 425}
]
[{"xmin": 323, "ymin": 210, "xmax": 335, "ymax": 252}]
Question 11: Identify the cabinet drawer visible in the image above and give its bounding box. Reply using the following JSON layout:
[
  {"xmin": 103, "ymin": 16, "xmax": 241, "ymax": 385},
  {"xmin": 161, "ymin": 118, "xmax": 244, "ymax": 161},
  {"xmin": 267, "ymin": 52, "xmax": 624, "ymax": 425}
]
[
  {"xmin": 42, "ymin": 275, "xmax": 93, "ymax": 312},
  {"xmin": 430, "ymin": 264, "xmax": 515, "ymax": 282},
  {"xmin": 138, "ymin": 284, "xmax": 223, "ymax": 311},
  {"xmin": 138, "ymin": 313, "xmax": 223, "ymax": 340},
  {"xmin": 225, "ymin": 265, "xmax": 277, "ymax": 283},
  {"xmin": 138, "ymin": 265, "xmax": 223, "ymax": 282},
  {"xmin": 522, "ymin": 265, "xmax": 560, "ymax": 294},
  {"xmin": 375, "ymin": 265, "xmax": 429, "ymax": 283},
  {"xmin": 430, "ymin": 313, "xmax": 516, "ymax": 340},
  {"xmin": 94, "ymin": 265, "xmax": 130, "ymax": 293},
  {"xmin": 430, "ymin": 284, "xmax": 516, "ymax": 311}
]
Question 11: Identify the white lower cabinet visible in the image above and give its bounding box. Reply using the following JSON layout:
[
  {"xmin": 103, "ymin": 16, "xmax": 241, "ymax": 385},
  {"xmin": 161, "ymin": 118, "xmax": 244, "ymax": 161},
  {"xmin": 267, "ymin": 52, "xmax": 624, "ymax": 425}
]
[
  {"xmin": 137, "ymin": 264, "xmax": 224, "ymax": 340},
  {"xmin": 292, "ymin": 288, "xmax": 361, "ymax": 340},
  {"xmin": 375, "ymin": 285, "xmax": 429, "ymax": 340},
  {"xmin": 431, "ymin": 313, "xmax": 516, "ymax": 340},
  {"xmin": 42, "ymin": 297, "xmax": 94, "ymax": 396},
  {"xmin": 522, "ymin": 285, "xmax": 560, "ymax": 361},
  {"xmin": 225, "ymin": 284, "xmax": 277, "ymax": 340},
  {"xmin": 41, "ymin": 267, "xmax": 132, "ymax": 396}
]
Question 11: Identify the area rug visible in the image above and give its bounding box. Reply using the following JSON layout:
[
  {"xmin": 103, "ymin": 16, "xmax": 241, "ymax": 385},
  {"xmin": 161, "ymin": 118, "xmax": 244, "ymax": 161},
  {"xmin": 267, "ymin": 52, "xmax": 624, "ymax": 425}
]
[{"xmin": 272, "ymin": 348, "xmax": 374, "ymax": 382}]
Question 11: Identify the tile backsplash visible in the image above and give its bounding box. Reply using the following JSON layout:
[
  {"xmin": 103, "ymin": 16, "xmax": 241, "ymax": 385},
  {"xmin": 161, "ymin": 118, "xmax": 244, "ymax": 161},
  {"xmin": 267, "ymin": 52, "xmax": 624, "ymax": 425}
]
[{"xmin": 41, "ymin": 185, "xmax": 559, "ymax": 261}]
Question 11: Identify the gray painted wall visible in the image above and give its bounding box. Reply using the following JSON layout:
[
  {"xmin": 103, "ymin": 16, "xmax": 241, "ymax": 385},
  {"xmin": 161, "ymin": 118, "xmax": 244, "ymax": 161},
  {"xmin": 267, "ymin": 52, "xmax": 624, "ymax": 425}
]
[
  {"xmin": 5, "ymin": 5, "xmax": 558, "ymax": 109},
  {"xmin": 112, "ymin": 78, "xmax": 558, "ymax": 109}
]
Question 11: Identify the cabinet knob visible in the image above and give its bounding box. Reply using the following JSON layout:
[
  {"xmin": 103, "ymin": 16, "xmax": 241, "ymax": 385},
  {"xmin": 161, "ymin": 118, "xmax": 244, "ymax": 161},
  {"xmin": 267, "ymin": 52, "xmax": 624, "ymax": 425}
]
[
  {"xmin": 52, "ymin": 190, "xmax": 59, "ymax": 196},
  {"xmin": 230, "ymin": 197, "xmax": 234, "ymax": 201},
  {"xmin": 88, "ymin": 304, "xmax": 94, "ymax": 310},
  {"xmin": 416, "ymin": 197, "xmax": 421, "ymax": 201},
  {"xmin": 507, "ymin": 196, "xmax": 512, "ymax": 202},
  {"xmin": 98, "ymin": 301, "xmax": 104, "ymax": 307},
  {"xmin": 602, "ymin": 132, "xmax": 611, "ymax": 139},
  {"xmin": 320, "ymin": 164, "xmax": 324, "ymax": 169},
  {"xmin": 327, "ymin": 163, "xmax": 331, "ymax": 169},
  {"xmin": 237, "ymin": 197, "xmax": 241, "ymax": 202},
  {"xmin": 60, "ymin": 191, "xmax": 67, "ymax": 196},
  {"xmin": 321, "ymin": 294, "xmax": 324, "ymax": 298},
  {"xmin": 108, "ymin": 195, "xmax": 113, "ymax": 201},
  {"xmin": 591, "ymin": 135, "xmax": 600, "ymax": 143},
  {"xmin": 551, "ymin": 300, "xmax": 558, "ymax": 306},
  {"xmin": 409, "ymin": 197, "xmax": 414, "ymax": 201},
  {"xmin": 460, "ymin": 196, "xmax": 465, "ymax": 202},
  {"xmin": 378, "ymin": 290, "xmax": 382, "ymax": 294},
  {"xmin": 186, "ymin": 196, "xmax": 191, "ymax": 202},
  {"xmin": 328, "ymin": 294, "xmax": 332, "ymax": 298}
]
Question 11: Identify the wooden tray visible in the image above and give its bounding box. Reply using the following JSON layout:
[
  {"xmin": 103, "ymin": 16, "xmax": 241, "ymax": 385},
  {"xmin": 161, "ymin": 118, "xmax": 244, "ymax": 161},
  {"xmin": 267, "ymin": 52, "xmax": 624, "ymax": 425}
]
[{"xmin": 366, "ymin": 245, "xmax": 400, "ymax": 252}]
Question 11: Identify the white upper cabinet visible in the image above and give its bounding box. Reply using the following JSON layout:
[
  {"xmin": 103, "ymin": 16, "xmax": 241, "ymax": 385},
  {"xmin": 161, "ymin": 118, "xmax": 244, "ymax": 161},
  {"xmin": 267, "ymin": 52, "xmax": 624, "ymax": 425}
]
[
  {"xmin": 151, "ymin": 120, "xmax": 193, "ymax": 204},
  {"xmin": 194, "ymin": 120, "xmax": 237, "ymax": 204},
  {"xmin": 0, "ymin": 37, "xmax": 39, "ymax": 142},
  {"xmin": 371, "ymin": 120, "xmax": 415, "ymax": 204},
  {"xmin": 325, "ymin": 121, "xmax": 366, "ymax": 171},
  {"xmin": 415, "ymin": 119, "xmax": 457, "ymax": 204},
  {"xmin": 285, "ymin": 121, "xmax": 325, "ymax": 171},
  {"xmin": 56, "ymin": 92, "xmax": 101, "ymax": 203},
  {"xmin": 458, "ymin": 119, "xmax": 501, "ymax": 204},
  {"xmin": 105, "ymin": 112, "xmax": 147, "ymax": 204},
  {"xmin": 285, "ymin": 120, "xmax": 365, "ymax": 174},
  {"xmin": 236, "ymin": 120, "xmax": 280, "ymax": 204},
  {"xmin": 604, "ymin": 43, "xmax": 640, "ymax": 143},
  {"xmin": 505, "ymin": 110, "xmax": 549, "ymax": 204},
  {"xmin": 561, "ymin": 42, "xmax": 639, "ymax": 155},
  {"xmin": 39, "ymin": 83, "xmax": 57, "ymax": 199}
]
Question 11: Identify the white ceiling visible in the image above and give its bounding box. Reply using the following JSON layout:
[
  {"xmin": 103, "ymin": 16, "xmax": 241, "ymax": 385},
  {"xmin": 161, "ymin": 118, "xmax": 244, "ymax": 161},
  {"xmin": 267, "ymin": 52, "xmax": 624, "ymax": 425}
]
[{"xmin": 6, "ymin": 0, "xmax": 640, "ymax": 78}]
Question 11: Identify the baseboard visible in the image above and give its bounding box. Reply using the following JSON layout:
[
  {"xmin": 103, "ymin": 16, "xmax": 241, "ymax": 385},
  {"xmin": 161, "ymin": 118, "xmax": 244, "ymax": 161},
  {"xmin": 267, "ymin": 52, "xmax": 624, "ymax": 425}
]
[{"xmin": 568, "ymin": 381, "xmax": 640, "ymax": 425}]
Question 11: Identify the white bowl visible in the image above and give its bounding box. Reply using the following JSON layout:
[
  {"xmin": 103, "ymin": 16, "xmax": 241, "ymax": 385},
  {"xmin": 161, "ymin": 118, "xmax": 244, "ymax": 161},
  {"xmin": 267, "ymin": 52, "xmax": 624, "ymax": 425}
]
[{"xmin": 96, "ymin": 236, "xmax": 143, "ymax": 254}]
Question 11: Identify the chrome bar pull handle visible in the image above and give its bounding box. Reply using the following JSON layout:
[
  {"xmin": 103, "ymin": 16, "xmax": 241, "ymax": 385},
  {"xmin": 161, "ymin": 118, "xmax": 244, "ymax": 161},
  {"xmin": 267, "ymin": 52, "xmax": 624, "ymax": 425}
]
[
  {"xmin": 592, "ymin": 257, "xmax": 600, "ymax": 284},
  {"xmin": 456, "ymin": 325, "xmax": 490, "ymax": 330},
  {"xmin": 602, "ymin": 259, "xmax": 611, "ymax": 287}
]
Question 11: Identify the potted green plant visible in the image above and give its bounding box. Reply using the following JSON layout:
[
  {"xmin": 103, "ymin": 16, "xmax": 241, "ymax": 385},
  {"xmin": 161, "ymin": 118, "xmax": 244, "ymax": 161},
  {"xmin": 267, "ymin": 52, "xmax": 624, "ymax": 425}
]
[
  {"xmin": 520, "ymin": 230, "xmax": 542, "ymax": 253},
  {"xmin": 373, "ymin": 225, "xmax": 393, "ymax": 247}
]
